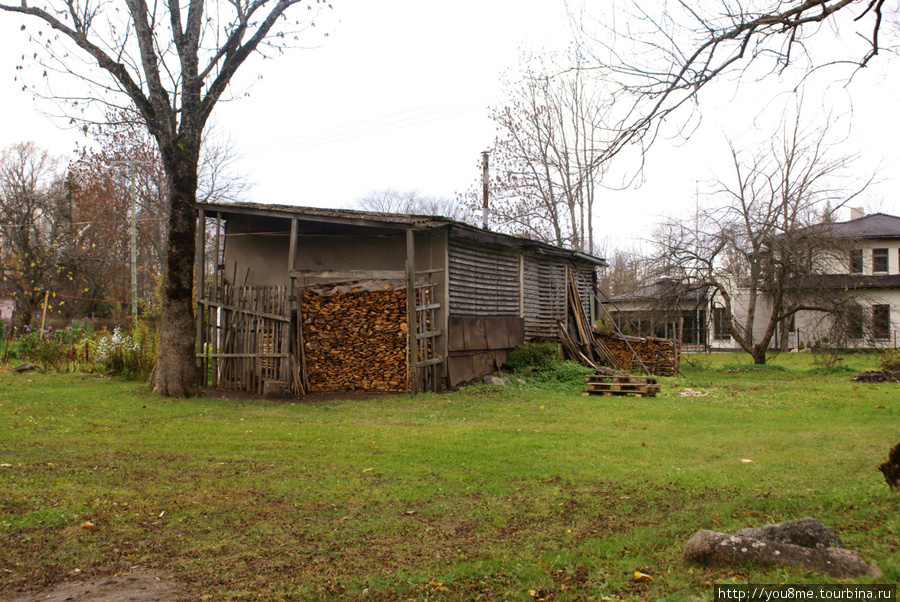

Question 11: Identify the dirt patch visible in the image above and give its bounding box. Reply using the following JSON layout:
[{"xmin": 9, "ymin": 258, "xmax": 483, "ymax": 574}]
[
  {"xmin": 852, "ymin": 371, "xmax": 900, "ymax": 383},
  {"xmin": 2, "ymin": 572, "xmax": 184, "ymax": 602},
  {"xmin": 201, "ymin": 386, "xmax": 405, "ymax": 403}
]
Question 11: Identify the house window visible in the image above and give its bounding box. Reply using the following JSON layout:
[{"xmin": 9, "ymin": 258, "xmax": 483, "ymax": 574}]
[
  {"xmin": 713, "ymin": 307, "xmax": 730, "ymax": 340},
  {"xmin": 873, "ymin": 305, "xmax": 891, "ymax": 340},
  {"xmin": 846, "ymin": 304, "xmax": 864, "ymax": 340},
  {"xmin": 873, "ymin": 248, "xmax": 888, "ymax": 273},
  {"xmin": 849, "ymin": 249, "xmax": 863, "ymax": 274}
]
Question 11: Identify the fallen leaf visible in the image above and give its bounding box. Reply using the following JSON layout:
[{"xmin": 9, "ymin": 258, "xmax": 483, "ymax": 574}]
[
  {"xmin": 362, "ymin": 467, "xmax": 373, "ymax": 472},
  {"xmin": 741, "ymin": 459, "xmax": 754, "ymax": 463},
  {"xmin": 81, "ymin": 521, "xmax": 95, "ymax": 529},
  {"xmin": 633, "ymin": 570, "xmax": 653, "ymax": 582}
]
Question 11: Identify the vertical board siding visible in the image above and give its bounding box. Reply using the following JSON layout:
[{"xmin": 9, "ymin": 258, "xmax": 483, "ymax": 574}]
[{"xmin": 448, "ymin": 239, "xmax": 520, "ymax": 316}]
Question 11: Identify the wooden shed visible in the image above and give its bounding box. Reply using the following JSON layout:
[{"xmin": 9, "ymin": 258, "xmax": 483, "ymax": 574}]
[{"xmin": 194, "ymin": 202, "xmax": 606, "ymax": 395}]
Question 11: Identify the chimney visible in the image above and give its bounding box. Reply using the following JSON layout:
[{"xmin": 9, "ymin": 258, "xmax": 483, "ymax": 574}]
[{"xmin": 850, "ymin": 207, "xmax": 865, "ymax": 221}]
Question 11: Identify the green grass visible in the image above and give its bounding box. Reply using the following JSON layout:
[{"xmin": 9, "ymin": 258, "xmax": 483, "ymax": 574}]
[{"xmin": 0, "ymin": 353, "xmax": 898, "ymax": 600}]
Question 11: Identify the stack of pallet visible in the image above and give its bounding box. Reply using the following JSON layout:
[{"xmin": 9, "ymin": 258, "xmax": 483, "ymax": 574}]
[
  {"xmin": 584, "ymin": 373, "xmax": 661, "ymax": 397},
  {"xmin": 301, "ymin": 282, "xmax": 408, "ymax": 392}
]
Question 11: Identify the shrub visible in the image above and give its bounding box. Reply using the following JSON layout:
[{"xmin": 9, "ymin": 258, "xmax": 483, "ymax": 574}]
[
  {"xmin": 96, "ymin": 321, "xmax": 157, "ymax": 379},
  {"xmin": 880, "ymin": 349, "xmax": 900, "ymax": 372},
  {"xmin": 505, "ymin": 342, "xmax": 560, "ymax": 373},
  {"xmin": 506, "ymin": 341, "xmax": 592, "ymax": 385}
]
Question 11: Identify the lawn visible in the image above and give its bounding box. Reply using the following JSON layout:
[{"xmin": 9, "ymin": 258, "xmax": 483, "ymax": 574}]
[{"xmin": 0, "ymin": 352, "xmax": 897, "ymax": 600}]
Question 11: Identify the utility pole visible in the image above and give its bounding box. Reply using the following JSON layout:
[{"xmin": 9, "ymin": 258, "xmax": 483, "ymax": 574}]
[
  {"xmin": 481, "ymin": 150, "xmax": 490, "ymax": 230},
  {"xmin": 112, "ymin": 160, "xmax": 151, "ymax": 322}
]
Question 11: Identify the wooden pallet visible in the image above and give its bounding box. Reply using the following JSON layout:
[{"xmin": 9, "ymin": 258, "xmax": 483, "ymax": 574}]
[{"xmin": 583, "ymin": 374, "xmax": 661, "ymax": 397}]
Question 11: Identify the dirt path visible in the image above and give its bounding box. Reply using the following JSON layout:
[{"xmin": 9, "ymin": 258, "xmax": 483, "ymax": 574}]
[{"xmin": 3, "ymin": 572, "xmax": 184, "ymax": 602}]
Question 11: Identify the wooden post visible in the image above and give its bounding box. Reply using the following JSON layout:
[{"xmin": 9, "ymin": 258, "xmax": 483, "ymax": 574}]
[
  {"xmin": 39, "ymin": 291, "xmax": 50, "ymax": 338},
  {"xmin": 406, "ymin": 228, "xmax": 418, "ymax": 394},
  {"xmin": 196, "ymin": 209, "xmax": 206, "ymax": 383},
  {"xmin": 212, "ymin": 212, "xmax": 222, "ymax": 386},
  {"xmin": 287, "ymin": 218, "xmax": 298, "ymax": 390}
]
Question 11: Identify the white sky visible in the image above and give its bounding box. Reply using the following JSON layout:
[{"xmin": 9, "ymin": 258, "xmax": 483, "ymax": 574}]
[{"xmin": 1, "ymin": 0, "xmax": 899, "ymax": 254}]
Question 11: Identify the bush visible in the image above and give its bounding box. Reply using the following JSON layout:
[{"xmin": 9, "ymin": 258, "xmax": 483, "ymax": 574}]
[
  {"xmin": 506, "ymin": 341, "xmax": 592, "ymax": 385},
  {"xmin": 96, "ymin": 321, "xmax": 157, "ymax": 379},
  {"xmin": 505, "ymin": 342, "xmax": 560, "ymax": 373},
  {"xmin": 880, "ymin": 348, "xmax": 900, "ymax": 372}
]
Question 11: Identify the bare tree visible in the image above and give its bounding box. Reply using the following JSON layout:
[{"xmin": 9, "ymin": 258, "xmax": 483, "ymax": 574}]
[
  {"xmin": 69, "ymin": 113, "xmax": 252, "ymax": 318},
  {"xmin": 568, "ymin": 0, "xmax": 895, "ymax": 165},
  {"xmin": 597, "ymin": 246, "xmax": 650, "ymax": 299},
  {"xmin": 0, "ymin": 0, "xmax": 331, "ymax": 396},
  {"xmin": 355, "ymin": 189, "xmax": 470, "ymax": 222},
  {"xmin": 651, "ymin": 110, "xmax": 869, "ymax": 364},
  {"xmin": 464, "ymin": 56, "xmax": 614, "ymax": 252},
  {"xmin": 0, "ymin": 143, "xmax": 76, "ymax": 328}
]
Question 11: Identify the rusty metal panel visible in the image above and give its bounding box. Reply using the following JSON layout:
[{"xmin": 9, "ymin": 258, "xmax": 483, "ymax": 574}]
[
  {"xmin": 448, "ymin": 316, "xmax": 466, "ymax": 352},
  {"xmin": 485, "ymin": 317, "xmax": 510, "ymax": 350},
  {"xmin": 506, "ymin": 317, "xmax": 525, "ymax": 347},
  {"xmin": 463, "ymin": 317, "xmax": 488, "ymax": 351},
  {"xmin": 447, "ymin": 355, "xmax": 474, "ymax": 387}
]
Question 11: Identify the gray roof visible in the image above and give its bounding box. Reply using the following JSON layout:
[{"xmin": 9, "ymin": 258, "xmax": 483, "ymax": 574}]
[
  {"xmin": 821, "ymin": 213, "xmax": 900, "ymax": 239},
  {"xmin": 604, "ymin": 278, "xmax": 708, "ymax": 304},
  {"xmin": 197, "ymin": 201, "xmax": 607, "ymax": 266}
]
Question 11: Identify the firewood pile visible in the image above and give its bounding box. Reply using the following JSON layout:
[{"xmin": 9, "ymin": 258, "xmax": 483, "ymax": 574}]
[
  {"xmin": 301, "ymin": 281, "xmax": 409, "ymax": 392},
  {"xmin": 593, "ymin": 330, "xmax": 679, "ymax": 377},
  {"xmin": 558, "ymin": 272, "xmax": 679, "ymax": 377}
]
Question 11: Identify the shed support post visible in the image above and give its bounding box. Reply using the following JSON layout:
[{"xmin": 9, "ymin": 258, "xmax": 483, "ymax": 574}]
[
  {"xmin": 196, "ymin": 209, "xmax": 207, "ymax": 385},
  {"xmin": 406, "ymin": 228, "xmax": 419, "ymax": 394}
]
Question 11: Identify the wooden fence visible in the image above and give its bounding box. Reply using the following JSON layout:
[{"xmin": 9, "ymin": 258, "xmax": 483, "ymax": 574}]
[{"xmin": 196, "ymin": 284, "xmax": 292, "ymax": 395}]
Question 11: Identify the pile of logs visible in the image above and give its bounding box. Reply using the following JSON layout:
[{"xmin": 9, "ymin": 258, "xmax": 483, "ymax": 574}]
[
  {"xmin": 301, "ymin": 282, "xmax": 408, "ymax": 392},
  {"xmin": 559, "ymin": 273, "xmax": 679, "ymax": 377},
  {"xmin": 594, "ymin": 330, "xmax": 679, "ymax": 377}
]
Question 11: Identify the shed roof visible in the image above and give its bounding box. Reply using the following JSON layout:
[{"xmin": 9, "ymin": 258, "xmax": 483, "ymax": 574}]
[
  {"xmin": 198, "ymin": 201, "xmax": 607, "ymax": 266},
  {"xmin": 603, "ymin": 278, "xmax": 709, "ymax": 304}
]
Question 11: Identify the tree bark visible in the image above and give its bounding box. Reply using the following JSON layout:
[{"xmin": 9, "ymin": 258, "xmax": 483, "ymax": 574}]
[{"xmin": 150, "ymin": 149, "xmax": 200, "ymax": 397}]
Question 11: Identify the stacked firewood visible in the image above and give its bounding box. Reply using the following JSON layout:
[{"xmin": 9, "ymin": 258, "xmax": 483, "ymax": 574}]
[
  {"xmin": 558, "ymin": 272, "xmax": 679, "ymax": 377},
  {"xmin": 593, "ymin": 330, "xmax": 679, "ymax": 377},
  {"xmin": 301, "ymin": 284, "xmax": 408, "ymax": 392}
]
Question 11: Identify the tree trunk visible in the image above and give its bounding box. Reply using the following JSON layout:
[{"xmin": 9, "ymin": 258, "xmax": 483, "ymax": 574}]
[
  {"xmin": 751, "ymin": 346, "xmax": 767, "ymax": 364},
  {"xmin": 149, "ymin": 152, "xmax": 200, "ymax": 397}
]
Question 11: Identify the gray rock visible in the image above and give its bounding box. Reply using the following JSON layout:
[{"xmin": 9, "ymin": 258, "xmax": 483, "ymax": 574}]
[
  {"xmin": 483, "ymin": 375, "xmax": 508, "ymax": 386},
  {"xmin": 13, "ymin": 363, "xmax": 36, "ymax": 373},
  {"xmin": 683, "ymin": 530, "xmax": 882, "ymax": 579},
  {"xmin": 736, "ymin": 518, "xmax": 841, "ymax": 549}
]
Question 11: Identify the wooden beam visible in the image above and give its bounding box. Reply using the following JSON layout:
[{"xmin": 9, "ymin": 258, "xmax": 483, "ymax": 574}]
[
  {"xmin": 290, "ymin": 269, "xmax": 406, "ymax": 281},
  {"xmin": 196, "ymin": 209, "xmax": 206, "ymax": 379},
  {"xmin": 288, "ymin": 218, "xmax": 298, "ymax": 274},
  {"xmin": 406, "ymin": 229, "xmax": 418, "ymax": 394}
]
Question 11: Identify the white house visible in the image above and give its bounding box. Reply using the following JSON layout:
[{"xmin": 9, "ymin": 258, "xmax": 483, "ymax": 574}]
[{"xmin": 603, "ymin": 211, "xmax": 900, "ymax": 350}]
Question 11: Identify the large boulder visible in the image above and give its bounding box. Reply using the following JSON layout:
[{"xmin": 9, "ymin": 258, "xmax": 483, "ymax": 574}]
[
  {"xmin": 735, "ymin": 517, "xmax": 841, "ymax": 549},
  {"xmin": 682, "ymin": 530, "xmax": 883, "ymax": 579}
]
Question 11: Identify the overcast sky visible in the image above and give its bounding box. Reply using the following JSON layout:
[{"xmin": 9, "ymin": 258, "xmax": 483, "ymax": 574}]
[{"xmin": 1, "ymin": 0, "xmax": 898, "ymax": 253}]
